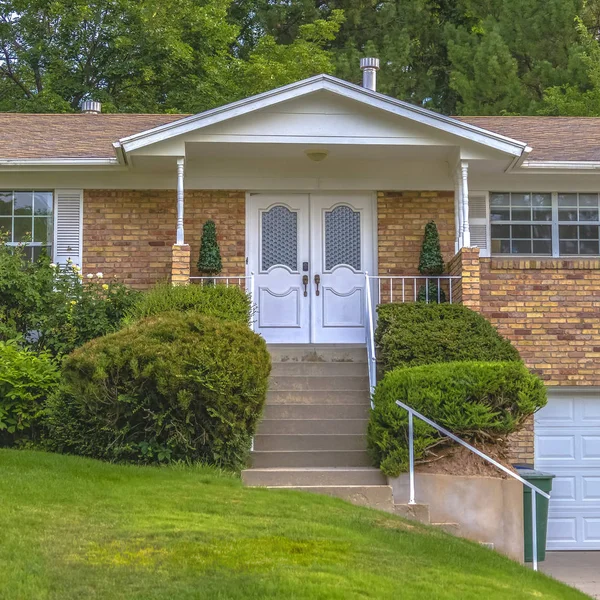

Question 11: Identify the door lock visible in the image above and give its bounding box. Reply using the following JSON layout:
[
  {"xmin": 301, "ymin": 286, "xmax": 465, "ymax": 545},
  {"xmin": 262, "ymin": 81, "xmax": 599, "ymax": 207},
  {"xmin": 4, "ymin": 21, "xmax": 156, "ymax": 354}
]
[
  {"xmin": 302, "ymin": 275, "xmax": 309, "ymax": 297},
  {"xmin": 314, "ymin": 274, "xmax": 320, "ymax": 296}
]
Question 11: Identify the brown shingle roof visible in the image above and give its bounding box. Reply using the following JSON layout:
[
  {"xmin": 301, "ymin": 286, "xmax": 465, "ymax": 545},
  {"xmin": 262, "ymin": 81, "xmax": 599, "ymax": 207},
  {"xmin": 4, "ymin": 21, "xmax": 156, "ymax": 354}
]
[
  {"xmin": 456, "ymin": 116, "xmax": 600, "ymax": 162},
  {"xmin": 1, "ymin": 112, "xmax": 600, "ymax": 162},
  {"xmin": 0, "ymin": 113, "xmax": 188, "ymax": 159}
]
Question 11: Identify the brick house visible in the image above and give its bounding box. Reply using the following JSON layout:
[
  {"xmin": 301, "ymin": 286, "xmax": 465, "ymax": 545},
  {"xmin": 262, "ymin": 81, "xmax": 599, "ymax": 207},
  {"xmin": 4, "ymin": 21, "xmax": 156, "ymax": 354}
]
[{"xmin": 1, "ymin": 63, "xmax": 599, "ymax": 552}]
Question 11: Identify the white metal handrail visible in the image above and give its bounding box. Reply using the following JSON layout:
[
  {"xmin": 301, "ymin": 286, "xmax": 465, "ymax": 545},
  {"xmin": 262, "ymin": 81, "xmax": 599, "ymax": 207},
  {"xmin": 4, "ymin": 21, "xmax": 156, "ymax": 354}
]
[
  {"xmin": 364, "ymin": 272, "xmax": 377, "ymax": 408},
  {"xmin": 395, "ymin": 399, "xmax": 550, "ymax": 571}
]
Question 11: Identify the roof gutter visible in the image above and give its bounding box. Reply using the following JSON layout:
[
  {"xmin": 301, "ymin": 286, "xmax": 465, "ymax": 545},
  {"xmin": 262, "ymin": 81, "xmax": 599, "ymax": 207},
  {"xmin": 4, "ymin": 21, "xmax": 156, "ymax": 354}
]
[{"xmin": 0, "ymin": 157, "xmax": 123, "ymax": 171}]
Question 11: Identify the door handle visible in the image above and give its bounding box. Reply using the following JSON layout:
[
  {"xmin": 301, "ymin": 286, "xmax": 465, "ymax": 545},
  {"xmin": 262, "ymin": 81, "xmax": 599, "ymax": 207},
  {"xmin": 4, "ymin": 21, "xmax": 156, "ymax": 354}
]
[
  {"xmin": 302, "ymin": 275, "xmax": 308, "ymax": 297},
  {"xmin": 314, "ymin": 274, "xmax": 320, "ymax": 296}
]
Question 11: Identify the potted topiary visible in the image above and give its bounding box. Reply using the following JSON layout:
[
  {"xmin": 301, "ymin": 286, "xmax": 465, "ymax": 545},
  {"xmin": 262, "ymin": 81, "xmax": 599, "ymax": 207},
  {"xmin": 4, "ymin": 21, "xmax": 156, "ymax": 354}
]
[
  {"xmin": 417, "ymin": 220, "xmax": 446, "ymax": 303},
  {"xmin": 197, "ymin": 220, "xmax": 222, "ymax": 285}
]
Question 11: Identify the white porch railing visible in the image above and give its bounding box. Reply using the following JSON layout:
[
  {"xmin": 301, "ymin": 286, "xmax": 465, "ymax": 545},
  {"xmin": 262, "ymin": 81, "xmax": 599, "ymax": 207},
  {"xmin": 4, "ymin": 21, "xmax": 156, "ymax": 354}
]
[{"xmin": 189, "ymin": 274, "xmax": 255, "ymax": 331}]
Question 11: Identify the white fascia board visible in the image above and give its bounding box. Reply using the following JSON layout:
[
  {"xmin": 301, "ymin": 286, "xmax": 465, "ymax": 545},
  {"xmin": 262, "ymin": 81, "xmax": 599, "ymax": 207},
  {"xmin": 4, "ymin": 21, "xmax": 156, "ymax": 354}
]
[
  {"xmin": 116, "ymin": 74, "xmax": 529, "ymax": 158},
  {"xmin": 520, "ymin": 160, "xmax": 600, "ymax": 171},
  {"xmin": 0, "ymin": 157, "xmax": 123, "ymax": 171}
]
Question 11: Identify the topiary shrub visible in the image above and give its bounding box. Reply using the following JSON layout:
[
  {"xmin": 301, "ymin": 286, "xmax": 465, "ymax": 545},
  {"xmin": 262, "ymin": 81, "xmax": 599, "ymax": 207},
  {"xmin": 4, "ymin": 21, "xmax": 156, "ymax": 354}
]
[
  {"xmin": 125, "ymin": 283, "xmax": 252, "ymax": 326},
  {"xmin": 197, "ymin": 220, "xmax": 222, "ymax": 277},
  {"xmin": 368, "ymin": 361, "xmax": 547, "ymax": 477},
  {"xmin": 46, "ymin": 312, "xmax": 270, "ymax": 469},
  {"xmin": 417, "ymin": 220, "xmax": 446, "ymax": 303},
  {"xmin": 376, "ymin": 303, "xmax": 521, "ymax": 372},
  {"xmin": 0, "ymin": 341, "xmax": 59, "ymax": 447}
]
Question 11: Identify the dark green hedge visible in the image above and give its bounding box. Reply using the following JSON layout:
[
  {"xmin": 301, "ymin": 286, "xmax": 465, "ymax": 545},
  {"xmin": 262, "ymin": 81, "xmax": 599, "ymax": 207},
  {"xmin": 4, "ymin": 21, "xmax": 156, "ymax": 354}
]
[
  {"xmin": 368, "ymin": 361, "xmax": 547, "ymax": 477},
  {"xmin": 125, "ymin": 283, "xmax": 252, "ymax": 326},
  {"xmin": 46, "ymin": 312, "xmax": 270, "ymax": 470},
  {"xmin": 376, "ymin": 303, "xmax": 520, "ymax": 371}
]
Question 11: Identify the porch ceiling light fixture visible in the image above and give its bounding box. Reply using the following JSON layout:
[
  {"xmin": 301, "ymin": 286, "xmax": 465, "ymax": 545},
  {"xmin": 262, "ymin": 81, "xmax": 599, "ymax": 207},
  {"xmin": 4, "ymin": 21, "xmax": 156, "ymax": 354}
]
[{"xmin": 305, "ymin": 149, "xmax": 329, "ymax": 162}]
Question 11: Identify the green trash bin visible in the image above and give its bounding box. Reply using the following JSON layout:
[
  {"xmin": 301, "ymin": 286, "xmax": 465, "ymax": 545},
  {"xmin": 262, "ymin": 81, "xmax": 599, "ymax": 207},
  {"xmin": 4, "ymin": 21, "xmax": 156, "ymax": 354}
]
[{"xmin": 515, "ymin": 466, "xmax": 555, "ymax": 563}]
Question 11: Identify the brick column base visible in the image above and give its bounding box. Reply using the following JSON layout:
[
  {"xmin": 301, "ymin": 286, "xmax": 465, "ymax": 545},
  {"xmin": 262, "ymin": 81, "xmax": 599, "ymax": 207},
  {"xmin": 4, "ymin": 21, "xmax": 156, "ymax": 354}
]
[
  {"xmin": 448, "ymin": 247, "xmax": 481, "ymax": 310},
  {"xmin": 171, "ymin": 244, "xmax": 191, "ymax": 286}
]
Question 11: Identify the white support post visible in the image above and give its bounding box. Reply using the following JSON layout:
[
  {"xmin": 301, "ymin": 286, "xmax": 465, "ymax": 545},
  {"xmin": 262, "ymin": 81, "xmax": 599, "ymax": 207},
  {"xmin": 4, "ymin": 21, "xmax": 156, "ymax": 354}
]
[
  {"xmin": 408, "ymin": 411, "xmax": 415, "ymax": 505},
  {"xmin": 176, "ymin": 157, "xmax": 185, "ymax": 246},
  {"xmin": 461, "ymin": 160, "xmax": 470, "ymax": 248},
  {"xmin": 454, "ymin": 168, "xmax": 461, "ymax": 253},
  {"xmin": 532, "ymin": 492, "xmax": 538, "ymax": 571}
]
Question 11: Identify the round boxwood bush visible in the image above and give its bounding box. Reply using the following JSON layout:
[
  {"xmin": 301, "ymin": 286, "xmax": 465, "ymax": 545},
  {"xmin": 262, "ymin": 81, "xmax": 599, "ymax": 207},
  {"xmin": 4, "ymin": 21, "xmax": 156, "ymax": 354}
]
[
  {"xmin": 368, "ymin": 361, "xmax": 547, "ymax": 477},
  {"xmin": 46, "ymin": 312, "xmax": 270, "ymax": 469},
  {"xmin": 376, "ymin": 303, "xmax": 521, "ymax": 372}
]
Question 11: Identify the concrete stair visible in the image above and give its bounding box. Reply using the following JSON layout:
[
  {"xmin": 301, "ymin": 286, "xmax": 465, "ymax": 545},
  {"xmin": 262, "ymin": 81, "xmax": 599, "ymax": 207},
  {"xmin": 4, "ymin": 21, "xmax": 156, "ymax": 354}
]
[
  {"xmin": 242, "ymin": 344, "xmax": 393, "ymax": 511},
  {"xmin": 394, "ymin": 503, "xmax": 460, "ymax": 535}
]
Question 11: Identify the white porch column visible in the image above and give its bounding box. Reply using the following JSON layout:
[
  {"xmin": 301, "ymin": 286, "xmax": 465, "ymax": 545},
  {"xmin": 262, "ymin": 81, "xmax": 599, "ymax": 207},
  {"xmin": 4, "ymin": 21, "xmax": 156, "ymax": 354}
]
[
  {"xmin": 460, "ymin": 160, "xmax": 470, "ymax": 248},
  {"xmin": 176, "ymin": 157, "xmax": 185, "ymax": 245},
  {"xmin": 454, "ymin": 168, "xmax": 461, "ymax": 253}
]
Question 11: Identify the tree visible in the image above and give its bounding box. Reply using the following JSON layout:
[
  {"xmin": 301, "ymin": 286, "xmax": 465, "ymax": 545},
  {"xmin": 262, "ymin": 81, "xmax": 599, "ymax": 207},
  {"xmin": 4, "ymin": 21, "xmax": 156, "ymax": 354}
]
[
  {"xmin": 0, "ymin": 0, "xmax": 343, "ymax": 113},
  {"xmin": 197, "ymin": 220, "xmax": 222, "ymax": 277},
  {"xmin": 418, "ymin": 220, "xmax": 445, "ymax": 303}
]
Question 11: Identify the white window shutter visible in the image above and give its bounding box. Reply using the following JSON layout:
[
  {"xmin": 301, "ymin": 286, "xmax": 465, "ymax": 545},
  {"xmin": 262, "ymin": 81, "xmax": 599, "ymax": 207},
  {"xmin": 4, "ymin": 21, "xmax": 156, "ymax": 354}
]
[
  {"xmin": 469, "ymin": 193, "xmax": 490, "ymax": 257},
  {"xmin": 54, "ymin": 189, "xmax": 83, "ymax": 267}
]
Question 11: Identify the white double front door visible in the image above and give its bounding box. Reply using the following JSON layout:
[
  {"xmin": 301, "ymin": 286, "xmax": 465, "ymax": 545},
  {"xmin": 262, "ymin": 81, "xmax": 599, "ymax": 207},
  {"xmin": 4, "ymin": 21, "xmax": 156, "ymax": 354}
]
[{"xmin": 247, "ymin": 193, "xmax": 374, "ymax": 344}]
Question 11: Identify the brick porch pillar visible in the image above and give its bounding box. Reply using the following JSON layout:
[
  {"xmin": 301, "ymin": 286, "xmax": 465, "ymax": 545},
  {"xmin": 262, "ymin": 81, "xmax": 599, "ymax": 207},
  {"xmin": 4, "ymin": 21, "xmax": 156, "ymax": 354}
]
[
  {"xmin": 448, "ymin": 247, "xmax": 481, "ymax": 310},
  {"xmin": 171, "ymin": 244, "xmax": 191, "ymax": 286}
]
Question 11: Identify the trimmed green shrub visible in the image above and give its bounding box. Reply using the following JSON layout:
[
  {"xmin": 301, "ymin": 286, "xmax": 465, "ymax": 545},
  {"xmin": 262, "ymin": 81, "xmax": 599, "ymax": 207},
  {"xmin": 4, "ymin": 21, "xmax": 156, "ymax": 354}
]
[
  {"xmin": 376, "ymin": 303, "xmax": 520, "ymax": 371},
  {"xmin": 418, "ymin": 220, "xmax": 445, "ymax": 276},
  {"xmin": 46, "ymin": 313, "xmax": 270, "ymax": 469},
  {"xmin": 368, "ymin": 361, "xmax": 547, "ymax": 476},
  {"xmin": 0, "ymin": 341, "xmax": 59, "ymax": 446},
  {"xmin": 125, "ymin": 283, "xmax": 251, "ymax": 325},
  {"xmin": 197, "ymin": 220, "xmax": 222, "ymax": 276}
]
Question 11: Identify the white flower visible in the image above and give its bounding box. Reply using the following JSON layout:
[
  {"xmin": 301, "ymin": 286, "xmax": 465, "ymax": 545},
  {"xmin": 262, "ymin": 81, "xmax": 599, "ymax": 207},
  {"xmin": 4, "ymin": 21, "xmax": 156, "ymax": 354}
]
[
  {"xmin": 96, "ymin": 272, "xmax": 103, "ymax": 279},
  {"xmin": 73, "ymin": 265, "xmax": 80, "ymax": 272},
  {"xmin": 86, "ymin": 273, "xmax": 94, "ymax": 279},
  {"xmin": 49, "ymin": 263, "xmax": 57, "ymax": 268}
]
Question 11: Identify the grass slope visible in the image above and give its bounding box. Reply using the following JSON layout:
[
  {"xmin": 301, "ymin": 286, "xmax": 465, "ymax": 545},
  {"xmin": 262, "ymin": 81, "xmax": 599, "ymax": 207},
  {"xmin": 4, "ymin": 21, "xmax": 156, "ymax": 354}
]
[{"xmin": 0, "ymin": 450, "xmax": 586, "ymax": 600}]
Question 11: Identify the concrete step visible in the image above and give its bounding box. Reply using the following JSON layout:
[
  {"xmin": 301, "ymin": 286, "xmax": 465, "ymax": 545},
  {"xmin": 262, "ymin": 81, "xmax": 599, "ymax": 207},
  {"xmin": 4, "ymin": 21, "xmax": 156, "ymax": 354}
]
[
  {"xmin": 257, "ymin": 418, "xmax": 369, "ymax": 435},
  {"xmin": 251, "ymin": 450, "xmax": 373, "ymax": 468},
  {"xmin": 242, "ymin": 467, "xmax": 387, "ymax": 487},
  {"xmin": 432, "ymin": 523, "xmax": 461, "ymax": 536},
  {"xmin": 394, "ymin": 503, "xmax": 431, "ymax": 525},
  {"xmin": 266, "ymin": 485, "xmax": 394, "ymax": 511},
  {"xmin": 268, "ymin": 344, "xmax": 367, "ymax": 364},
  {"xmin": 269, "ymin": 376, "xmax": 370, "ymax": 392},
  {"xmin": 253, "ymin": 434, "xmax": 367, "ymax": 451},
  {"xmin": 263, "ymin": 404, "xmax": 371, "ymax": 420},
  {"xmin": 266, "ymin": 390, "xmax": 371, "ymax": 405},
  {"xmin": 271, "ymin": 362, "xmax": 367, "ymax": 377}
]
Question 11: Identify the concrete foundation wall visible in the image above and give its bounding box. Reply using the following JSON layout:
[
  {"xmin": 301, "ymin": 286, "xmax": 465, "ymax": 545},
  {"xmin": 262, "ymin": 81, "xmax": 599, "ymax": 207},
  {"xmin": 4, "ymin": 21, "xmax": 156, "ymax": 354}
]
[{"xmin": 390, "ymin": 472, "xmax": 524, "ymax": 562}]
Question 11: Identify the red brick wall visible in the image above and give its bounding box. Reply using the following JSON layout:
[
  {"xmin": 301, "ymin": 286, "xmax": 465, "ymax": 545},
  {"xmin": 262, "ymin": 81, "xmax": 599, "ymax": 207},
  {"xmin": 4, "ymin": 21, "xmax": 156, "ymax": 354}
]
[
  {"xmin": 83, "ymin": 190, "xmax": 245, "ymax": 288},
  {"xmin": 377, "ymin": 191, "xmax": 455, "ymax": 275},
  {"xmin": 480, "ymin": 258, "xmax": 600, "ymax": 387}
]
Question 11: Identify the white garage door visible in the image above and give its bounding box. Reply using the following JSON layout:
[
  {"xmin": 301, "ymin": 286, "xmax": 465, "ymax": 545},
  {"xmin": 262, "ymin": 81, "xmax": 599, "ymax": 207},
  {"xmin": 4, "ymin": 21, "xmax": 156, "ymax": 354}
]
[{"xmin": 535, "ymin": 389, "xmax": 600, "ymax": 550}]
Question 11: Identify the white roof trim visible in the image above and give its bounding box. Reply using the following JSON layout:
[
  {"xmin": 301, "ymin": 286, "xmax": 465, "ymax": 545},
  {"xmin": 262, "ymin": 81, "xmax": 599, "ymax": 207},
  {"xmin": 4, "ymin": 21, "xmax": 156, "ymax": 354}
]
[
  {"xmin": 0, "ymin": 157, "xmax": 123, "ymax": 171},
  {"xmin": 115, "ymin": 74, "xmax": 530, "ymax": 158},
  {"xmin": 521, "ymin": 160, "xmax": 600, "ymax": 171}
]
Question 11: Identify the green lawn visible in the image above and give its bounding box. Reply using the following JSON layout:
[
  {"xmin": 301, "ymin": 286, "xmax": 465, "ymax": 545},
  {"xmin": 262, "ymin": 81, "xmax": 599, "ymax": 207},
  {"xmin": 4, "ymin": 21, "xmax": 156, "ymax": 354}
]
[{"xmin": 0, "ymin": 450, "xmax": 586, "ymax": 600}]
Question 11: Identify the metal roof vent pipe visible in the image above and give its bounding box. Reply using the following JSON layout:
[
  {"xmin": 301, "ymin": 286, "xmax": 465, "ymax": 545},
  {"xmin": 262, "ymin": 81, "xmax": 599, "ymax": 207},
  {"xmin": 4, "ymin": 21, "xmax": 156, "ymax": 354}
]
[
  {"xmin": 81, "ymin": 100, "xmax": 102, "ymax": 114},
  {"xmin": 360, "ymin": 57, "xmax": 380, "ymax": 91}
]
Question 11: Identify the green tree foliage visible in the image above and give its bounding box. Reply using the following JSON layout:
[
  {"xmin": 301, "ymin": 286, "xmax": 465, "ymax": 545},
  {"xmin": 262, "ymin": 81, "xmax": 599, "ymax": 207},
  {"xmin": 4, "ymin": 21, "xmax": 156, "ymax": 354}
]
[
  {"xmin": 46, "ymin": 312, "xmax": 271, "ymax": 468},
  {"xmin": 197, "ymin": 220, "xmax": 223, "ymax": 276},
  {"xmin": 375, "ymin": 303, "xmax": 521, "ymax": 372},
  {"xmin": 0, "ymin": 0, "xmax": 343, "ymax": 113},
  {"xmin": 368, "ymin": 361, "xmax": 547, "ymax": 476}
]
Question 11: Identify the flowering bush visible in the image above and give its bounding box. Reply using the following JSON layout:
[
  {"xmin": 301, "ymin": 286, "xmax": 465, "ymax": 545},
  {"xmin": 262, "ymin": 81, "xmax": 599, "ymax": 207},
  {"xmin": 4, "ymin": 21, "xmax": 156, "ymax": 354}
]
[{"xmin": 0, "ymin": 239, "xmax": 139, "ymax": 356}]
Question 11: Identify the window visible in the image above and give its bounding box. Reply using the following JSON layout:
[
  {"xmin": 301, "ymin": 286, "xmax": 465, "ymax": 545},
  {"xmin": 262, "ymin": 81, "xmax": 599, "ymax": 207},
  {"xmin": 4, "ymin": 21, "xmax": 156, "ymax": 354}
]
[
  {"xmin": 0, "ymin": 191, "xmax": 53, "ymax": 261},
  {"xmin": 490, "ymin": 192, "xmax": 600, "ymax": 257},
  {"xmin": 490, "ymin": 192, "xmax": 552, "ymax": 255},
  {"xmin": 558, "ymin": 194, "xmax": 600, "ymax": 256}
]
